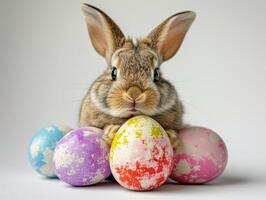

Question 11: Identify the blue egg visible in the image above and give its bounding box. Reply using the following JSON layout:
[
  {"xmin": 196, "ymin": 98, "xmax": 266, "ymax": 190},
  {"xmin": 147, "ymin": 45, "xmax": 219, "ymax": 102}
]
[{"xmin": 28, "ymin": 125, "xmax": 70, "ymax": 177}]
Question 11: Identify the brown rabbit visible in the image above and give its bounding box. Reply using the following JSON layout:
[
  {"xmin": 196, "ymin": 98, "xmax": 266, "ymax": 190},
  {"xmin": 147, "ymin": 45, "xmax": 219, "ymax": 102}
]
[{"xmin": 79, "ymin": 4, "xmax": 196, "ymax": 147}]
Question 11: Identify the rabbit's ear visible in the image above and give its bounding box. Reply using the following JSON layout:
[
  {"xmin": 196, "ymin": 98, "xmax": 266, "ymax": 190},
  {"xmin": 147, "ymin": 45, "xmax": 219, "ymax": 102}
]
[
  {"xmin": 81, "ymin": 4, "xmax": 125, "ymax": 61},
  {"xmin": 147, "ymin": 11, "xmax": 196, "ymax": 61}
]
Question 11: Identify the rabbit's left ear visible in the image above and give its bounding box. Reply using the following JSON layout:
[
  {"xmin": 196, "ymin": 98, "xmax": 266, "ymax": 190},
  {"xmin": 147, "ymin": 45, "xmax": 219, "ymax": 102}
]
[{"xmin": 146, "ymin": 11, "xmax": 196, "ymax": 61}]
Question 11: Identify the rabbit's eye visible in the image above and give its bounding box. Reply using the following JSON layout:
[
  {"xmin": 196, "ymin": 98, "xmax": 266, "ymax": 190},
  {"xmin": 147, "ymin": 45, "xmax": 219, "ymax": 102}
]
[
  {"xmin": 111, "ymin": 67, "xmax": 117, "ymax": 81},
  {"xmin": 154, "ymin": 68, "xmax": 160, "ymax": 82}
]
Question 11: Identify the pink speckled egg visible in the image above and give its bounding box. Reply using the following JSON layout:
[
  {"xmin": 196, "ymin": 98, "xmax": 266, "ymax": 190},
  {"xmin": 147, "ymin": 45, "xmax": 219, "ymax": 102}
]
[
  {"xmin": 110, "ymin": 115, "xmax": 174, "ymax": 191},
  {"xmin": 170, "ymin": 127, "xmax": 228, "ymax": 184}
]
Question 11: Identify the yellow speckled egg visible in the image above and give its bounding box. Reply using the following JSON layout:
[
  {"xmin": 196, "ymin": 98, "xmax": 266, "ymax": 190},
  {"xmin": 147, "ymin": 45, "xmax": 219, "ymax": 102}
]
[{"xmin": 109, "ymin": 115, "xmax": 174, "ymax": 191}]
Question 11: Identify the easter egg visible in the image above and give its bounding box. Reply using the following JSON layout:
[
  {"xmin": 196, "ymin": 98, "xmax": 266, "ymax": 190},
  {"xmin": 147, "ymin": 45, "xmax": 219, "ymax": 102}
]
[
  {"xmin": 53, "ymin": 127, "xmax": 111, "ymax": 186},
  {"xmin": 170, "ymin": 127, "xmax": 228, "ymax": 184},
  {"xmin": 110, "ymin": 115, "xmax": 174, "ymax": 191},
  {"xmin": 28, "ymin": 125, "xmax": 70, "ymax": 177}
]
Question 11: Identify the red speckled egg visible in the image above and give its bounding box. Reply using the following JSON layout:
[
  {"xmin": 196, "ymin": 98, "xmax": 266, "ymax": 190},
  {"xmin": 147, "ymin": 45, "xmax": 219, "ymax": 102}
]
[{"xmin": 109, "ymin": 115, "xmax": 174, "ymax": 191}]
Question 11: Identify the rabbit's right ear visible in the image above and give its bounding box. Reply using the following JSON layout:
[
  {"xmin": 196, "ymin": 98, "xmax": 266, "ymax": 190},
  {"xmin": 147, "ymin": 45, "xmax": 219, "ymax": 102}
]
[{"xmin": 81, "ymin": 4, "xmax": 125, "ymax": 61}]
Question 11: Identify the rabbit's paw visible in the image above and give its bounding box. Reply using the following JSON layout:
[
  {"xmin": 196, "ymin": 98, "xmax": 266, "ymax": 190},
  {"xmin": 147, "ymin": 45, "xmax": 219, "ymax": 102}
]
[
  {"xmin": 103, "ymin": 125, "xmax": 120, "ymax": 144},
  {"xmin": 165, "ymin": 129, "xmax": 180, "ymax": 149}
]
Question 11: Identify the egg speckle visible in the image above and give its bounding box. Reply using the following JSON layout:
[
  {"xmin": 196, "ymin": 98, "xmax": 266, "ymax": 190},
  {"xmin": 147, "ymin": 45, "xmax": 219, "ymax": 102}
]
[
  {"xmin": 53, "ymin": 127, "xmax": 111, "ymax": 186},
  {"xmin": 28, "ymin": 125, "xmax": 69, "ymax": 177},
  {"xmin": 110, "ymin": 115, "xmax": 174, "ymax": 191},
  {"xmin": 170, "ymin": 127, "xmax": 228, "ymax": 184}
]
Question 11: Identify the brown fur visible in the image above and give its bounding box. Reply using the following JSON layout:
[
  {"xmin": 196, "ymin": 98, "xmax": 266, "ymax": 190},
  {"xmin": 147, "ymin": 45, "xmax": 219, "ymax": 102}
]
[{"xmin": 79, "ymin": 4, "xmax": 196, "ymax": 146}]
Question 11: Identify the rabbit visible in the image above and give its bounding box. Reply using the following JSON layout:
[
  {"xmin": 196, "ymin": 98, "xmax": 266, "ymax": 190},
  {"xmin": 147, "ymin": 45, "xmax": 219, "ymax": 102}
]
[{"xmin": 79, "ymin": 3, "xmax": 196, "ymax": 148}]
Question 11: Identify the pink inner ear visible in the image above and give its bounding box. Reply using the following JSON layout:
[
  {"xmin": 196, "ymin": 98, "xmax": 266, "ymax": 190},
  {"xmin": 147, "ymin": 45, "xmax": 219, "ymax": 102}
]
[
  {"xmin": 87, "ymin": 17, "xmax": 107, "ymax": 56},
  {"xmin": 160, "ymin": 21, "xmax": 189, "ymax": 60}
]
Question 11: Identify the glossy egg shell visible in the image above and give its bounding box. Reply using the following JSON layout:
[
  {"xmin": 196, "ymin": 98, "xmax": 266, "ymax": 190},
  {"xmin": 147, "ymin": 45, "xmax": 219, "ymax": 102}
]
[
  {"xmin": 53, "ymin": 127, "xmax": 111, "ymax": 186},
  {"xmin": 170, "ymin": 127, "xmax": 228, "ymax": 184},
  {"xmin": 28, "ymin": 125, "xmax": 69, "ymax": 177},
  {"xmin": 110, "ymin": 115, "xmax": 174, "ymax": 191}
]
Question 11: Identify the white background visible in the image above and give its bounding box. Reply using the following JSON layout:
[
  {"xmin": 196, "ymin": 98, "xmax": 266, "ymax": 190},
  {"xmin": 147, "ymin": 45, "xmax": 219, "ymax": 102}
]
[{"xmin": 1, "ymin": 0, "xmax": 266, "ymax": 199}]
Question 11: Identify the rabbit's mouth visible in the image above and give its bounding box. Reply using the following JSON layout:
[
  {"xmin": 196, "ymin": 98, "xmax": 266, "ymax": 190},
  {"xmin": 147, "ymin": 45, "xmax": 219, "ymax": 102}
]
[
  {"xmin": 121, "ymin": 108, "xmax": 142, "ymax": 118},
  {"xmin": 129, "ymin": 101, "xmax": 138, "ymax": 112},
  {"xmin": 128, "ymin": 108, "xmax": 142, "ymax": 115},
  {"xmin": 106, "ymin": 86, "xmax": 160, "ymax": 118},
  {"xmin": 128, "ymin": 102, "xmax": 146, "ymax": 113},
  {"xmin": 129, "ymin": 108, "xmax": 137, "ymax": 112}
]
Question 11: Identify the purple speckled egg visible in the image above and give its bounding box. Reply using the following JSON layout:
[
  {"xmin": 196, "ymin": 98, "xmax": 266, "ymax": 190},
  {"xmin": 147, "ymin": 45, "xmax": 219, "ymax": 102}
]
[{"xmin": 53, "ymin": 127, "xmax": 111, "ymax": 186}]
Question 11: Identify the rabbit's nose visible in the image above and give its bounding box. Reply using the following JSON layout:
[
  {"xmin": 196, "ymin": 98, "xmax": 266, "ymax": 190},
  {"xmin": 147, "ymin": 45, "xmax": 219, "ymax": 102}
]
[{"xmin": 127, "ymin": 86, "xmax": 142, "ymax": 101}]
